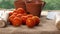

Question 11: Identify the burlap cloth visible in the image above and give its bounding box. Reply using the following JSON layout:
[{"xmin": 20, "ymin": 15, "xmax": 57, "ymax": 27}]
[{"xmin": 0, "ymin": 16, "xmax": 60, "ymax": 34}]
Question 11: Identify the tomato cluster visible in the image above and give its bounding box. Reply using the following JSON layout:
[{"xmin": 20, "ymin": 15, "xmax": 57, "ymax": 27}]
[{"xmin": 9, "ymin": 8, "xmax": 40, "ymax": 28}]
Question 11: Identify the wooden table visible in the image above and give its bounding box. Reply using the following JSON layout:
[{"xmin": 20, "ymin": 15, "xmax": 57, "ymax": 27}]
[
  {"xmin": 0, "ymin": 16, "xmax": 60, "ymax": 34},
  {"xmin": 0, "ymin": 11, "xmax": 60, "ymax": 34}
]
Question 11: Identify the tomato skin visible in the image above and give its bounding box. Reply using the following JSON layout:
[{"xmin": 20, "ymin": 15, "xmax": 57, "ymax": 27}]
[
  {"xmin": 21, "ymin": 16, "xmax": 28, "ymax": 25},
  {"xmin": 13, "ymin": 8, "xmax": 25, "ymax": 14},
  {"xmin": 23, "ymin": 13, "xmax": 27, "ymax": 16},
  {"xmin": 26, "ymin": 18, "xmax": 35, "ymax": 28},
  {"xmin": 13, "ymin": 9, "xmax": 17, "ymax": 13},
  {"xmin": 12, "ymin": 17, "xmax": 22, "ymax": 27},
  {"xmin": 27, "ymin": 14, "xmax": 33, "ymax": 18},
  {"xmin": 12, "ymin": 13, "xmax": 17, "ymax": 16},
  {"xmin": 32, "ymin": 16, "xmax": 40, "ymax": 26},
  {"xmin": 9, "ymin": 12, "xmax": 13, "ymax": 16},
  {"xmin": 17, "ymin": 8, "xmax": 25, "ymax": 14},
  {"xmin": 9, "ymin": 15, "xmax": 16, "ymax": 22},
  {"xmin": 9, "ymin": 13, "xmax": 17, "ymax": 23},
  {"xmin": 17, "ymin": 14, "xmax": 23, "ymax": 18}
]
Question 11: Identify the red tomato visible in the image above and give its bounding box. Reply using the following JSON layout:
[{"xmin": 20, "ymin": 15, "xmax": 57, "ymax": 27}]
[
  {"xmin": 13, "ymin": 9, "xmax": 17, "ymax": 13},
  {"xmin": 32, "ymin": 16, "xmax": 40, "ymax": 26},
  {"xmin": 12, "ymin": 13, "xmax": 17, "ymax": 16},
  {"xmin": 9, "ymin": 15, "xmax": 16, "ymax": 23},
  {"xmin": 17, "ymin": 14, "xmax": 23, "ymax": 18},
  {"xmin": 23, "ymin": 13, "xmax": 27, "ymax": 16},
  {"xmin": 12, "ymin": 17, "xmax": 22, "ymax": 27},
  {"xmin": 26, "ymin": 18, "xmax": 35, "ymax": 28},
  {"xmin": 21, "ymin": 16, "xmax": 28, "ymax": 25},
  {"xmin": 9, "ymin": 12, "xmax": 13, "ymax": 16},
  {"xmin": 9, "ymin": 13, "xmax": 17, "ymax": 22},
  {"xmin": 17, "ymin": 8, "xmax": 25, "ymax": 14},
  {"xmin": 27, "ymin": 14, "xmax": 33, "ymax": 18}
]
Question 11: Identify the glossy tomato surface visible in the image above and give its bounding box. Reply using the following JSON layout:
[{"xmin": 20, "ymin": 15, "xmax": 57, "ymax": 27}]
[
  {"xmin": 12, "ymin": 17, "xmax": 22, "ymax": 27},
  {"xmin": 26, "ymin": 18, "xmax": 35, "ymax": 28}
]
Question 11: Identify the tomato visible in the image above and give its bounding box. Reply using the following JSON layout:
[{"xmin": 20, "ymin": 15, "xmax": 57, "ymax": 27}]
[
  {"xmin": 12, "ymin": 13, "xmax": 17, "ymax": 16},
  {"xmin": 13, "ymin": 9, "xmax": 17, "ymax": 13},
  {"xmin": 26, "ymin": 18, "xmax": 35, "ymax": 28},
  {"xmin": 17, "ymin": 8, "xmax": 25, "ymax": 14},
  {"xmin": 9, "ymin": 12, "xmax": 18, "ymax": 25},
  {"xmin": 21, "ymin": 16, "xmax": 28, "ymax": 25},
  {"xmin": 32, "ymin": 16, "xmax": 40, "ymax": 26},
  {"xmin": 17, "ymin": 14, "xmax": 23, "ymax": 18},
  {"xmin": 27, "ymin": 14, "xmax": 33, "ymax": 18},
  {"xmin": 12, "ymin": 17, "xmax": 22, "ymax": 27},
  {"xmin": 9, "ymin": 12, "xmax": 13, "ymax": 16},
  {"xmin": 23, "ymin": 13, "xmax": 27, "ymax": 16},
  {"xmin": 9, "ymin": 14, "xmax": 16, "ymax": 25}
]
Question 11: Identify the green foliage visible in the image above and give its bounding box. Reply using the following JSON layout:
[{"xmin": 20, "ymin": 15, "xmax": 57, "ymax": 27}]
[
  {"xmin": 0, "ymin": 0, "xmax": 60, "ymax": 10},
  {"xmin": 0, "ymin": 0, "xmax": 14, "ymax": 9},
  {"xmin": 43, "ymin": 0, "xmax": 60, "ymax": 10}
]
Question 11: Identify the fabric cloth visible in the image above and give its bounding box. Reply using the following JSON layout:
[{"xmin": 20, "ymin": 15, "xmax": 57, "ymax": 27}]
[{"xmin": 47, "ymin": 11, "xmax": 60, "ymax": 20}]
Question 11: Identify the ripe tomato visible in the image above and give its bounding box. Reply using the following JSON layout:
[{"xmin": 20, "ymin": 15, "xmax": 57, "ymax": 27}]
[
  {"xmin": 21, "ymin": 16, "xmax": 28, "ymax": 25},
  {"xmin": 12, "ymin": 17, "xmax": 22, "ymax": 27},
  {"xmin": 9, "ymin": 12, "xmax": 13, "ymax": 16},
  {"xmin": 26, "ymin": 18, "xmax": 35, "ymax": 28},
  {"xmin": 9, "ymin": 15, "xmax": 16, "ymax": 23},
  {"xmin": 12, "ymin": 13, "xmax": 17, "ymax": 16},
  {"xmin": 23, "ymin": 13, "xmax": 27, "ymax": 16},
  {"xmin": 13, "ymin": 9, "xmax": 17, "ymax": 13},
  {"xmin": 32, "ymin": 16, "xmax": 40, "ymax": 26},
  {"xmin": 17, "ymin": 14, "xmax": 23, "ymax": 18},
  {"xmin": 9, "ymin": 15, "xmax": 16, "ymax": 21},
  {"xmin": 17, "ymin": 8, "xmax": 25, "ymax": 14},
  {"xmin": 27, "ymin": 14, "xmax": 33, "ymax": 18},
  {"xmin": 9, "ymin": 13, "xmax": 18, "ymax": 22}
]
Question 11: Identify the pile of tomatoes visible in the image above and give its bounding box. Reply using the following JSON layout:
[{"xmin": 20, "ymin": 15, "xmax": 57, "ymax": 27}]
[{"xmin": 9, "ymin": 8, "xmax": 40, "ymax": 28}]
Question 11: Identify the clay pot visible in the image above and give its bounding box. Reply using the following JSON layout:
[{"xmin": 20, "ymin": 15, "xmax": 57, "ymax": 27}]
[
  {"xmin": 14, "ymin": 0, "xmax": 26, "ymax": 11},
  {"xmin": 25, "ymin": 0, "xmax": 42, "ymax": 2},
  {"xmin": 25, "ymin": 1, "xmax": 45, "ymax": 17}
]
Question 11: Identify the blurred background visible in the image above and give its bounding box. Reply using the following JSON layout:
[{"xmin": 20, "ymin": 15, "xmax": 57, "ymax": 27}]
[{"xmin": 0, "ymin": 0, "xmax": 60, "ymax": 10}]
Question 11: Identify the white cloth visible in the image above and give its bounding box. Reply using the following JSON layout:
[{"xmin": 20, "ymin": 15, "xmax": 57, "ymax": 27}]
[
  {"xmin": 47, "ymin": 11, "xmax": 60, "ymax": 20},
  {"xmin": 0, "ymin": 10, "xmax": 12, "ymax": 22}
]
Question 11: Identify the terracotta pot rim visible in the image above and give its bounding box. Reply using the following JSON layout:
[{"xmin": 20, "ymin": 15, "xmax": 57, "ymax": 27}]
[{"xmin": 25, "ymin": 1, "xmax": 45, "ymax": 4}]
